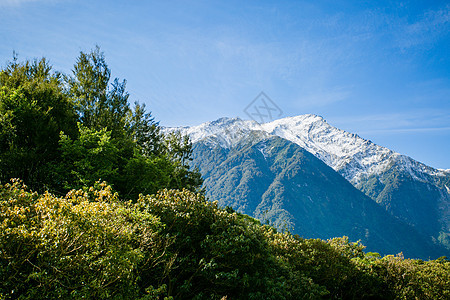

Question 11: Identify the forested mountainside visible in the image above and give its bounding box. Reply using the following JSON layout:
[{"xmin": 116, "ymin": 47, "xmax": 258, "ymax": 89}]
[{"xmin": 171, "ymin": 116, "xmax": 450, "ymax": 257}]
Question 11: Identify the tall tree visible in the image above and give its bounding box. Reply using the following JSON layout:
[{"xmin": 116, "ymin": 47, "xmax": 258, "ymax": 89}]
[
  {"xmin": 67, "ymin": 47, "xmax": 160, "ymax": 150},
  {"xmin": 0, "ymin": 48, "xmax": 202, "ymax": 198},
  {"xmin": 0, "ymin": 57, "xmax": 77, "ymax": 192},
  {"xmin": 163, "ymin": 131, "xmax": 203, "ymax": 191},
  {"xmin": 68, "ymin": 46, "xmax": 112, "ymax": 130},
  {"xmin": 64, "ymin": 47, "xmax": 202, "ymax": 198}
]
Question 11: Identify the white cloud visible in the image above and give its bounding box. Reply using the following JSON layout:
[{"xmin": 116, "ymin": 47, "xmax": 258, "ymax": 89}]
[
  {"xmin": 359, "ymin": 126, "xmax": 450, "ymax": 135},
  {"xmin": 0, "ymin": 0, "xmax": 57, "ymax": 7}
]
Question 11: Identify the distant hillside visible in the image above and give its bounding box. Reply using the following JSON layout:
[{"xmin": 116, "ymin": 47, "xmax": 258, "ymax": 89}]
[
  {"xmin": 167, "ymin": 115, "xmax": 450, "ymax": 258},
  {"xmin": 259, "ymin": 114, "xmax": 450, "ymax": 250}
]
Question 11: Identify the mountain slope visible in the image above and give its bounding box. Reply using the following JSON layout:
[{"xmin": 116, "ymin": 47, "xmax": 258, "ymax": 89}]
[
  {"xmin": 192, "ymin": 135, "xmax": 446, "ymax": 258},
  {"xmin": 168, "ymin": 115, "xmax": 450, "ymax": 256},
  {"xmin": 258, "ymin": 115, "xmax": 450, "ymax": 248}
]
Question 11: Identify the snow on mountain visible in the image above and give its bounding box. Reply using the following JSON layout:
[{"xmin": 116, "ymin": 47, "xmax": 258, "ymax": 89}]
[
  {"xmin": 168, "ymin": 117, "xmax": 267, "ymax": 149},
  {"xmin": 258, "ymin": 114, "xmax": 448, "ymax": 184},
  {"xmin": 166, "ymin": 114, "xmax": 450, "ymax": 252},
  {"xmin": 259, "ymin": 114, "xmax": 394, "ymax": 183},
  {"xmin": 166, "ymin": 114, "xmax": 448, "ymax": 186}
]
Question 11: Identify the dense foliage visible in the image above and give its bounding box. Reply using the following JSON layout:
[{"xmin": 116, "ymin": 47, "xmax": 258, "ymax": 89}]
[
  {"xmin": 1, "ymin": 181, "xmax": 449, "ymax": 299},
  {"xmin": 1, "ymin": 49, "xmax": 449, "ymax": 299},
  {"xmin": 0, "ymin": 48, "xmax": 202, "ymax": 198}
]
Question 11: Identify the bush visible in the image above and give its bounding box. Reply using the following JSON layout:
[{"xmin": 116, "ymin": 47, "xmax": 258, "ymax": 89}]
[
  {"xmin": 136, "ymin": 189, "xmax": 326, "ymax": 299},
  {"xmin": 0, "ymin": 180, "xmax": 168, "ymax": 299},
  {"xmin": 1, "ymin": 180, "xmax": 449, "ymax": 299}
]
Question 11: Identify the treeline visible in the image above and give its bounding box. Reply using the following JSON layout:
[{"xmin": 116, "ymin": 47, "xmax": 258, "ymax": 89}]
[
  {"xmin": 1, "ymin": 49, "xmax": 449, "ymax": 299},
  {"xmin": 0, "ymin": 47, "xmax": 202, "ymax": 199},
  {"xmin": 1, "ymin": 181, "xmax": 449, "ymax": 299}
]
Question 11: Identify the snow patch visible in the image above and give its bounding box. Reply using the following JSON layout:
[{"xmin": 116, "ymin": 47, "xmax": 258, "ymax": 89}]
[{"xmin": 168, "ymin": 114, "xmax": 449, "ymax": 186}]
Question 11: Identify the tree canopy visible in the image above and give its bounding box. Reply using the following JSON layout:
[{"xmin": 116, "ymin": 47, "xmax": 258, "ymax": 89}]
[{"xmin": 0, "ymin": 47, "xmax": 202, "ymax": 198}]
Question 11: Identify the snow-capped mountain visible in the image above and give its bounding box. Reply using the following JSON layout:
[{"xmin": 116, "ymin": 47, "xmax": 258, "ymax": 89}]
[
  {"xmin": 260, "ymin": 115, "xmax": 448, "ymax": 184},
  {"xmin": 173, "ymin": 117, "xmax": 267, "ymax": 149},
  {"xmin": 167, "ymin": 114, "xmax": 450, "ymax": 252},
  {"xmin": 172, "ymin": 114, "xmax": 448, "ymax": 184}
]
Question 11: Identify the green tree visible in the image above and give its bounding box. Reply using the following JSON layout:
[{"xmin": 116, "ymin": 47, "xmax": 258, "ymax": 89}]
[
  {"xmin": 62, "ymin": 47, "xmax": 203, "ymax": 198},
  {"xmin": 67, "ymin": 46, "xmax": 158, "ymax": 145},
  {"xmin": 67, "ymin": 46, "xmax": 115, "ymax": 130},
  {"xmin": 0, "ymin": 57, "xmax": 77, "ymax": 192},
  {"xmin": 163, "ymin": 131, "xmax": 203, "ymax": 191},
  {"xmin": 0, "ymin": 48, "xmax": 202, "ymax": 198},
  {"xmin": 56, "ymin": 123, "xmax": 119, "ymax": 190}
]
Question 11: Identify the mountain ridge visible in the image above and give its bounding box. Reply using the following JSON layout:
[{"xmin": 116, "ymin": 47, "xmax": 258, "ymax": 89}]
[
  {"xmin": 169, "ymin": 114, "xmax": 448, "ymax": 180},
  {"xmin": 165, "ymin": 114, "xmax": 450, "ymax": 254}
]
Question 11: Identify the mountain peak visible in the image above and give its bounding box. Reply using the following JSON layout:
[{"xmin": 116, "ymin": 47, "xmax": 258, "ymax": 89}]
[
  {"xmin": 280, "ymin": 113, "xmax": 325, "ymax": 122},
  {"xmin": 170, "ymin": 114, "xmax": 447, "ymax": 182},
  {"xmin": 165, "ymin": 116, "xmax": 263, "ymax": 148},
  {"xmin": 178, "ymin": 114, "xmax": 450, "ymax": 182},
  {"xmin": 262, "ymin": 114, "xmax": 326, "ymax": 127},
  {"xmin": 209, "ymin": 117, "xmax": 242, "ymax": 126}
]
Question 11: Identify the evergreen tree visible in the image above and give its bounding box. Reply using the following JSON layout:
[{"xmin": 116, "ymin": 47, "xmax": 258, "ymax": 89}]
[
  {"xmin": 0, "ymin": 57, "xmax": 77, "ymax": 192},
  {"xmin": 0, "ymin": 47, "xmax": 202, "ymax": 198},
  {"xmin": 63, "ymin": 46, "xmax": 202, "ymax": 198}
]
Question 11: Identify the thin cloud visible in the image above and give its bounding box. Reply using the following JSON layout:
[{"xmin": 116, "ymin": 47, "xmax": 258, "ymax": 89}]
[
  {"xmin": 0, "ymin": 0, "xmax": 58, "ymax": 7},
  {"xmin": 396, "ymin": 4, "xmax": 450, "ymax": 50},
  {"xmin": 333, "ymin": 110, "xmax": 450, "ymax": 135},
  {"xmin": 0, "ymin": 0, "xmax": 38, "ymax": 6},
  {"xmin": 296, "ymin": 88, "xmax": 352, "ymax": 108},
  {"xmin": 359, "ymin": 126, "xmax": 450, "ymax": 135}
]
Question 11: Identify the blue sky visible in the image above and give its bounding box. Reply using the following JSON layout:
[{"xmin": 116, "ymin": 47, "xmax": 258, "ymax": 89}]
[{"xmin": 1, "ymin": 0, "xmax": 449, "ymax": 169}]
